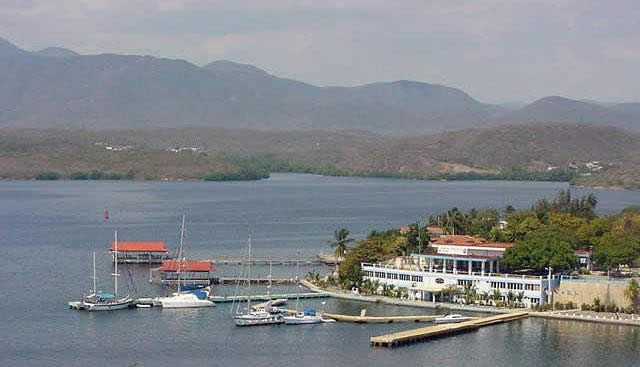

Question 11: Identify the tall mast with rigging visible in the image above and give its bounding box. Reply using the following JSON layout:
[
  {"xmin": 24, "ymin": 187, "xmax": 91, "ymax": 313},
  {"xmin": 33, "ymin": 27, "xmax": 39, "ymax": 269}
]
[
  {"xmin": 113, "ymin": 231, "xmax": 119, "ymax": 297},
  {"xmin": 177, "ymin": 215, "xmax": 186, "ymax": 293},
  {"xmin": 92, "ymin": 251, "xmax": 96, "ymax": 294}
]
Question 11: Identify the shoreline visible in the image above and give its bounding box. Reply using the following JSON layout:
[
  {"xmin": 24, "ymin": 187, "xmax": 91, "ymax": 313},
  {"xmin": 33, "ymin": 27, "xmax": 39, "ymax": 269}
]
[
  {"xmin": 303, "ymin": 281, "xmax": 640, "ymax": 327},
  {"xmin": 1, "ymin": 173, "xmax": 636, "ymax": 191}
]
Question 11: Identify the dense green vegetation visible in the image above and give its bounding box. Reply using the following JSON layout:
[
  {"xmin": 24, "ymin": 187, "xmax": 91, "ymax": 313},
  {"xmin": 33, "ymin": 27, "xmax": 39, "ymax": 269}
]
[
  {"xmin": 35, "ymin": 171, "xmax": 60, "ymax": 180},
  {"xmin": 334, "ymin": 190, "xmax": 640, "ymax": 288},
  {"xmin": 69, "ymin": 170, "xmax": 136, "ymax": 180},
  {"xmin": 203, "ymin": 168, "xmax": 269, "ymax": 181},
  {"xmin": 432, "ymin": 168, "xmax": 576, "ymax": 182}
]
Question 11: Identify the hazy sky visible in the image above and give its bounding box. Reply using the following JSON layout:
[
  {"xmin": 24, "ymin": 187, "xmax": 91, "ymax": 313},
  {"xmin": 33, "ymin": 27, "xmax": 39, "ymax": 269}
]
[{"xmin": 1, "ymin": 0, "xmax": 639, "ymax": 103}]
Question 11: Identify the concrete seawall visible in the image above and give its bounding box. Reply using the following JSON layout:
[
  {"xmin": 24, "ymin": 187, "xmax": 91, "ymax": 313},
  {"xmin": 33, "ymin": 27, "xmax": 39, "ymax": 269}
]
[{"xmin": 301, "ymin": 280, "xmax": 512, "ymax": 314}]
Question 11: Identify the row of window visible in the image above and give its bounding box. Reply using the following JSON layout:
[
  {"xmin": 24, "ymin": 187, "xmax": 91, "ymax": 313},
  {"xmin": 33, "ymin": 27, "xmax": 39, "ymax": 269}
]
[
  {"xmin": 364, "ymin": 271, "xmax": 423, "ymax": 282},
  {"xmin": 490, "ymin": 281, "xmax": 540, "ymax": 291},
  {"xmin": 457, "ymin": 279, "xmax": 479, "ymax": 287}
]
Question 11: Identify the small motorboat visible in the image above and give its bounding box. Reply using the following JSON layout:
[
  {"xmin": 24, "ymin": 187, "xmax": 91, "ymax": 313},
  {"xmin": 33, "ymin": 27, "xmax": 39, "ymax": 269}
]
[{"xmin": 434, "ymin": 314, "xmax": 474, "ymax": 323}]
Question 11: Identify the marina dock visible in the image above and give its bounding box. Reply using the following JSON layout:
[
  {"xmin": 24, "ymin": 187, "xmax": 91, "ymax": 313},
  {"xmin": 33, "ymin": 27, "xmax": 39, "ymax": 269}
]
[
  {"xmin": 207, "ymin": 256, "xmax": 329, "ymax": 265},
  {"xmin": 323, "ymin": 312, "xmax": 449, "ymax": 323},
  {"xmin": 370, "ymin": 311, "xmax": 529, "ymax": 347},
  {"xmin": 210, "ymin": 292, "xmax": 329, "ymax": 303}
]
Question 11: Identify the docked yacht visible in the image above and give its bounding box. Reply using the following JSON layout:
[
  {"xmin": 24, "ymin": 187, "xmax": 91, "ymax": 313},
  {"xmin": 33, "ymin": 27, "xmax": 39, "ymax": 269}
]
[
  {"xmin": 69, "ymin": 232, "xmax": 135, "ymax": 311},
  {"xmin": 156, "ymin": 216, "xmax": 215, "ymax": 309},
  {"xmin": 233, "ymin": 236, "xmax": 284, "ymax": 326}
]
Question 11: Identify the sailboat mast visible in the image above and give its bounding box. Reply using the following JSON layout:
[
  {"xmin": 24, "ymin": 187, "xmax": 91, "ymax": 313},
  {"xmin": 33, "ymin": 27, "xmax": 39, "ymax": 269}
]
[
  {"xmin": 92, "ymin": 251, "xmax": 96, "ymax": 294},
  {"xmin": 268, "ymin": 260, "xmax": 272, "ymax": 299},
  {"xmin": 295, "ymin": 251, "xmax": 300, "ymax": 313},
  {"xmin": 177, "ymin": 215, "xmax": 185, "ymax": 293},
  {"xmin": 247, "ymin": 235, "xmax": 252, "ymax": 312},
  {"xmin": 114, "ymin": 231, "xmax": 118, "ymax": 297}
]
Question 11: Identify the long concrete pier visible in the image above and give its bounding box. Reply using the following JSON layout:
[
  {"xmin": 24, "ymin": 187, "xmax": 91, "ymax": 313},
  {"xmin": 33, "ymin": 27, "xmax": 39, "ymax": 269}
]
[{"xmin": 370, "ymin": 312, "xmax": 529, "ymax": 347}]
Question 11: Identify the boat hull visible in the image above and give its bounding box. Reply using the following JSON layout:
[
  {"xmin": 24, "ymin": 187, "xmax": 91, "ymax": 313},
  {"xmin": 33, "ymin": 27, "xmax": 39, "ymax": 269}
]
[
  {"xmin": 283, "ymin": 316, "xmax": 324, "ymax": 325},
  {"xmin": 81, "ymin": 298, "xmax": 134, "ymax": 311},
  {"xmin": 157, "ymin": 293, "xmax": 215, "ymax": 308},
  {"xmin": 434, "ymin": 317, "xmax": 474, "ymax": 324},
  {"xmin": 233, "ymin": 313, "xmax": 284, "ymax": 326}
]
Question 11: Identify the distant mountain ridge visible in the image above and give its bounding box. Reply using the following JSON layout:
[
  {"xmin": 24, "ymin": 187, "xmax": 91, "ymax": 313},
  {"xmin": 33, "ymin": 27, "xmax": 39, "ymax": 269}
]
[{"xmin": 0, "ymin": 37, "xmax": 638, "ymax": 134}]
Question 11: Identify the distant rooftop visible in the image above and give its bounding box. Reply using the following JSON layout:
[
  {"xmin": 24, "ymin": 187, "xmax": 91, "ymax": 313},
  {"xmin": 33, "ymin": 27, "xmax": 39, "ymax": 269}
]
[
  {"xmin": 110, "ymin": 241, "xmax": 168, "ymax": 253},
  {"xmin": 157, "ymin": 260, "xmax": 215, "ymax": 273}
]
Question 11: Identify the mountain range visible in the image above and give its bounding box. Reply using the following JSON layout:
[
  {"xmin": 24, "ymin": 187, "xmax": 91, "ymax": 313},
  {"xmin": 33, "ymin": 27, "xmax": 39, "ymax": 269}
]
[{"xmin": 1, "ymin": 37, "xmax": 639, "ymax": 134}]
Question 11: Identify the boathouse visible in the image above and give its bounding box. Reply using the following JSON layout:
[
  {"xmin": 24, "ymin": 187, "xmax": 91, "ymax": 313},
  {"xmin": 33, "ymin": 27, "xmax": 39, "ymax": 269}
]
[
  {"xmin": 155, "ymin": 260, "xmax": 216, "ymax": 286},
  {"xmin": 109, "ymin": 241, "xmax": 170, "ymax": 264}
]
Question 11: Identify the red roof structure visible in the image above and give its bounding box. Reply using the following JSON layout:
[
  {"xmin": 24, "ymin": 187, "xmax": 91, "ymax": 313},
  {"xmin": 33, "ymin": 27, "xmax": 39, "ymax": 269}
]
[
  {"xmin": 157, "ymin": 260, "xmax": 215, "ymax": 273},
  {"xmin": 110, "ymin": 241, "xmax": 169, "ymax": 253},
  {"xmin": 431, "ymin": 236, "xmax": 513, "ymax": 249}
]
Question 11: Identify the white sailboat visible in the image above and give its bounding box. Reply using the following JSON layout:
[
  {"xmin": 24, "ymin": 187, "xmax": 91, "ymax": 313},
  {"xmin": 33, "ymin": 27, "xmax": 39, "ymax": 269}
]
[
  {"xmin": 156, "ymin": 215, "xmax": 215, "ymax": 309},
  {"xmin": 233, "ymin": 236, "xmax": 284, "ymax": 326},
  {"xmin": 71, "ymin": 232, "xmax": 134, "ymax": 311},
  {"xmin": 283, "ymin": 253, "xmax": 324, "ymax": 325}
]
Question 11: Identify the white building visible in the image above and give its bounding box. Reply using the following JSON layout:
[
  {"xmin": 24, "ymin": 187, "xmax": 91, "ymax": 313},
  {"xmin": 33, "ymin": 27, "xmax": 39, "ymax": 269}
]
[{"xmin": 361, "ymin": 235, "xmax": 559, "ymax": 307}]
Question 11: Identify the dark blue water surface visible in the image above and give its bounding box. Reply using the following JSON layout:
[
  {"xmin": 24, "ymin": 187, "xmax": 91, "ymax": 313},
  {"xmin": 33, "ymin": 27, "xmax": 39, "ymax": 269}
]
[{"xmin": 1, "ymin": 174, "xmax": 639, "ymax": 366}]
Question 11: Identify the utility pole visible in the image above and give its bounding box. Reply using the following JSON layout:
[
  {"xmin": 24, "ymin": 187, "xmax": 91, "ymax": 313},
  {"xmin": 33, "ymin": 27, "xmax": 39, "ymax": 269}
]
[{"xmin": 546, "ymin": 266, "xmax": 553, "ymax": 309}]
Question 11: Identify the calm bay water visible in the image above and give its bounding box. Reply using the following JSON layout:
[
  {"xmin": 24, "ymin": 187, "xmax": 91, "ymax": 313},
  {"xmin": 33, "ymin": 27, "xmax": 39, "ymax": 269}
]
[{"xmin": 1, "ymin": 173, "xmax": 639, "ymax": 366}]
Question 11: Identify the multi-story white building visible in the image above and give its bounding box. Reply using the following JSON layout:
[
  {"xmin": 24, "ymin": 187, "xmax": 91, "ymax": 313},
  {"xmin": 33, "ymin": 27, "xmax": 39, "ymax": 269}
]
[{"xmin": 361, "ymin": 235, "xmax": 559, "ymax": 307}]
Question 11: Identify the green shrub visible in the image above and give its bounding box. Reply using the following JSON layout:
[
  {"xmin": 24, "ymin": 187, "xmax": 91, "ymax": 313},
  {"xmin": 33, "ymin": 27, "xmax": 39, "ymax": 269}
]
[
  {"xmin": 35, "ymin": 171, "xmax": 60, "ymax": 180},
  {"xmin": 70, "ymin": 171, "xmax": 89, "ymax": 180},
  {"xmin": 581, "ymin": 303, "xmax": 591, "ymax": 311}
]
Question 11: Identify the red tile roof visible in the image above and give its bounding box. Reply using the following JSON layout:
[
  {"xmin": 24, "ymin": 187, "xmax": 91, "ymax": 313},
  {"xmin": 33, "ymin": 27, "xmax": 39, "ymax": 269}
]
[
  {"xmin": 157, "ymin": 260, "xmax": 215, "ymax": 272},
  {"xmin": 110, "ymin": 241, "xmax": 168, "ymax": 252},
  {"xmin": 430, "ymin": 237, "xmax": 514, "ymax": 249},
  {"xmin": 474, "ymin": 242, "xmax": 515, "ymax": 249},
  {"xmin": 431, "ymin": 235, "xmax": 478, "ymax": 245}
]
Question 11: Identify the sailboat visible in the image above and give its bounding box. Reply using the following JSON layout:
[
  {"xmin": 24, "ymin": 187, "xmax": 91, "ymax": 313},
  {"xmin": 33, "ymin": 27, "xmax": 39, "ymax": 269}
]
[
  {"xmin": 72, "ymin": 232, "xmax": 134, "ymax": 311},
  {"xmin": 233, "ymin": 236, "xmax": 284, "ymax": 326},
  {"xmin": 283, "ymin": 252, "xmax": 325, "ymax": 325},
  {"xmin": 156, "ymin": 215, "xmax": 215, "ymax": 308}
]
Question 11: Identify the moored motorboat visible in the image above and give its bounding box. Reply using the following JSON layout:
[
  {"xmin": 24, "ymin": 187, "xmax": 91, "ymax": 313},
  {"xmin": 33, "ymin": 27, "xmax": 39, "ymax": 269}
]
[
  {"xmin": 283, "ymin": 309, "xmax": 324, "ymax": 325},
  {"xmin": 434, "ymin": 314, "xmax": 474, "ymax": 323}
]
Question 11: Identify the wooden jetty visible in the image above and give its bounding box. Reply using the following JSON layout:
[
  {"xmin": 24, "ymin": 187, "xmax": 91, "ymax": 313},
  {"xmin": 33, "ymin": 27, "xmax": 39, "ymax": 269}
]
[
  {"xmin": 323, "ymin": 312, "xmax": 448, "ymax": 324},
  {"xmin": 207, "ymin": 254, "xmax": 339, "ymax": 266},
  {"xmin": 208, "ymin": 256, "xmax": 324, "ymax": 265},
  {"xmin": 370, "ymin": 311, "xmax": 529, "ymax": 347},
  {"xmin": 210, "ymin": 292, "xmax": 329, "ymax": 303},
  {"xmin": 215, "ymin": 277, "xmax": 294, "ymax": 285}
]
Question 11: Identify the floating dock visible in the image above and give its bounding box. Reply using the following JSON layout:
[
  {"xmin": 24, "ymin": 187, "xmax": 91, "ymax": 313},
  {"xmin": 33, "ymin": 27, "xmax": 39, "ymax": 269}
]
[
  {"xmin": 210, "ymin": 292, "xmax": 330, "ymax": 303},
  {"xmin": 370, "ymin": 312, "xmax": 529, "ymax": 347}
]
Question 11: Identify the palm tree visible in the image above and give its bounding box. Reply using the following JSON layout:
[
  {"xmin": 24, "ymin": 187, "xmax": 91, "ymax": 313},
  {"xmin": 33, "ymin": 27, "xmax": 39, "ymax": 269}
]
[
  {"xmin": 624, "ymin": 278, "xmax": 640, "ymax": 311},
  {"xmin": 329, "ymin": 228, "xmax": 354, "ymax": 259}
]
